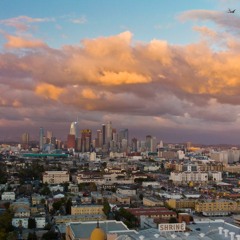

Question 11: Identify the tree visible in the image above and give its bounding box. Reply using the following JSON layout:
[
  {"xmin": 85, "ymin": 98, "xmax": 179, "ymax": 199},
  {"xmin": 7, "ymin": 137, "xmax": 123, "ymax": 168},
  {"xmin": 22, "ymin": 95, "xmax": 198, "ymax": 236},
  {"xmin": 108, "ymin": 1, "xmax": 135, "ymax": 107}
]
[
  {"xmin": 0, "ymin": 209, "xmax": 14, "ymax": 240},
  {"xmin": 27, "ymin": 232, "xmax": 37, "ymax": 240},
  {"xmin": 103, "ymin": 199, "xmax": 111, "ymax": 217},
  {"xmin": 62, "ymin": 182, "xmax": 69, "ymax": 192},
  {"xmin": 40, "ymin": 186, "xmax": 51, "ymax": 196},
  {"xmin": 89, "ymin": 182, "xmax": 97, "ymax": 191},
  {"xmin": 41, "ymin": 231, "xmax": 58, "ymax": 240},
  {"xmin": 28, "ymin": 218, "xmax": 36, "ymax": 229},
  {"xmin": 6, "ymin": 232, "xmax": 17, "ymax": 240},
  {"xmin": 65, "ymin": 198, "xmax": 72, "ymax": 215},
  {"xmin": 52, "ymin": 200, "xmax": 64, "ymax": 213}
]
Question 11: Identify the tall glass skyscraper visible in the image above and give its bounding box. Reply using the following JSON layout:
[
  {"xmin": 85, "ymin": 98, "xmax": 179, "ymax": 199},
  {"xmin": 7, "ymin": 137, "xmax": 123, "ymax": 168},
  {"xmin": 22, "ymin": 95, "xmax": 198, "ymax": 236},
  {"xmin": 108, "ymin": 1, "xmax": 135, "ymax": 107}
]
[
  {"xmin": 69, "ymin": 122, "xmax": 78, "ymax": 138},
  {"xmin": 39, "ymin": 127, "xmax": 44, "ymax": 151}
]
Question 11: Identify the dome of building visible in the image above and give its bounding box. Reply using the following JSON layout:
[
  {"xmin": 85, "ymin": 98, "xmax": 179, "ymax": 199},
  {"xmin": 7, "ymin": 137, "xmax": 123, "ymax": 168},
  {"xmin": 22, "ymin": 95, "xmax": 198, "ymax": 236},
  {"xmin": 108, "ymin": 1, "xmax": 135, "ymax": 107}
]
[{"xmin": 90, "ymin": 223, "xmax": 107, "ymax": 240}]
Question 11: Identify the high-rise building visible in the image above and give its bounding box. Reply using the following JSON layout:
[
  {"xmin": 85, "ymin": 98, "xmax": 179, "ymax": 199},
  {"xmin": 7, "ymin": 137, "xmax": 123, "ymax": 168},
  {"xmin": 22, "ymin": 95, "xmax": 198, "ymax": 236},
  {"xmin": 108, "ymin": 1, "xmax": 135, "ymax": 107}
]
[
  {"xmin": 145, "ymin": 135, "xmax": 152, "ymax": 151},
  {"xmin": 102, "ymin": 124, "xmax": 106, "ymax": 145},
  {"xmin": 131, "ymin": 138, "xmax": 138, "ymax": 152},
  {"xmin": 21, "ymin": 132, "xmax": 29, "ymax": 149},
  {"xmin": 81, "ymin": 129, "xmax": 92, "ymax": 152},
  {"xmin": 46, "ymin": 131, "xmax": 53, "ymax": 144},
  {"xmin": 106, "ymin": 121, "xmax": 112, "ymax": 146},
  {"xmin": 119, "ymin": 129, "xmax": 128, "ymax": 142},
  {"xmin": 39, "ymin": 127, "xmax": 44, "ymax": 151},
  {"xmin": 69, "ymin": 122, "xmax": 78, "ymax": 139},
  {"xmin": 67, "ymin": 134, "xmax": 76, "ymax": 149},
  {"xmin": 150, "ymin": 136, "xmax": 157, "ymax": 152},
  {"xmin": 96, "ymin": 130, "xmax": 103, "ymax": 148}
]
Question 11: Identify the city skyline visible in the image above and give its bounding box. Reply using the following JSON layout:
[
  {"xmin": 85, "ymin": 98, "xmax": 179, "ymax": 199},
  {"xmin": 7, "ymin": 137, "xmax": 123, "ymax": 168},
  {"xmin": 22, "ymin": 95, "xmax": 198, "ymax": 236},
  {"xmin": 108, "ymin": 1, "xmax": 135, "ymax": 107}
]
[{"xmin": 2, "ymin": 1, "xmax": 240, "ymax": 144}]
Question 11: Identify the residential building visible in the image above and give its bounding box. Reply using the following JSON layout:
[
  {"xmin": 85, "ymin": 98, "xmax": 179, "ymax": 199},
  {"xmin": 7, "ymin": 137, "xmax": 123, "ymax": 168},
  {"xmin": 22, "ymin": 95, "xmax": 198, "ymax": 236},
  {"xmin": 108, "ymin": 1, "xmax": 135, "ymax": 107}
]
[
  {"xmin": 71, "ymin": 205, "xmax": 104, "ymax": 215},
  {"xmin": 42, "ymin": 171, "xmax": 69, "ymax": 184},
  {"xmin": 1, "ymin": 192, "xmax": 15, "ymax": 201}
]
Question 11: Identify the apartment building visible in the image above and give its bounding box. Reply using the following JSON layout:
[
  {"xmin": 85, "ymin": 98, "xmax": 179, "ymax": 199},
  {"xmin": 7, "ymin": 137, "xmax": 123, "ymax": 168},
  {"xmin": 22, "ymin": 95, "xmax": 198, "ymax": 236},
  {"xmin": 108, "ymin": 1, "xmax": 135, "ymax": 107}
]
[
  {"xmin": 143, "ymin": 197, "xmax": 164, "ymax": 207},
  {"xmin": 71, "ymin": 205, "xmax": 104, "ymax": 215},
  {"xmin": 195, "ymin": 199, "xmax": 240, "ymax": 216},
  {"xmin": 42, "ymin": 171, "xmax": 69, "ymax": 184},
  {"xmin": 166, "ymin": 198, "xmax": 196, "ymax": 210},
  {"xmin": 170, "ymin": 171, "xmax": 222, "ymax": 185}
]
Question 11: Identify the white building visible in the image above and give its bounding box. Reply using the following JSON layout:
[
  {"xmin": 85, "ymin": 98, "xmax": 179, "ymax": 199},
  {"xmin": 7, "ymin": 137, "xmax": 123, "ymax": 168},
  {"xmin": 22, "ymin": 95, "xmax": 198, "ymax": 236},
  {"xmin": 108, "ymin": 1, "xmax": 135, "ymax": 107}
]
[
  {"xmin": 170, "ymin": 171, "xmax": 222, "ymax": 185},
  {"xmin": 177, "ymin": 150, "xmax": 185, "ymax": 160},
  {"xmin": 116, "ymin": 186, "xmax": 136, "ymax": 196},
  {"xmin": 170, "ymin": 171, "xmax": 208, "ymax": 185},
  {"xmin": 14, "ymin": 207, "xmax": 30, "ymax": 218},
  {"xmin": 1, "ymin": 191, "xmax": 15, "ymax": 201},
  {"xmin": 49, "ymin": 185, "xmax": 64, "ymax": 192},
  {"xmin": 210, "ymin": 151, "xmax": 229, "ymax": 164},
  {"xmin": 35, "ymin": 216, "xmax": 46, "ymax": 228},
  {"xmin": 12, "ymin": 217, "xmax": 28, "ymax": 228},
  {"xmin": 43, "ymin": 171, "xmax": 69, "ymax": 184},
  {"xmin": 89, "ymin": 152, "xmax": 96, "ymax": 161},
  {"xmin": 144, "ymin": 165, "xmax": 160, "ymax": 172}
]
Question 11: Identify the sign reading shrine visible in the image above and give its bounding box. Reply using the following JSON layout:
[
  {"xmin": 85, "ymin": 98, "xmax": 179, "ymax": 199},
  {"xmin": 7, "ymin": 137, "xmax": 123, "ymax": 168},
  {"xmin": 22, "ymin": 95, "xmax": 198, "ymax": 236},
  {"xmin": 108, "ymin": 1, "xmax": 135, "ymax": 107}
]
[{"xmin": 159, "ymin": 223, "xmax": 186, "ymax": 232}]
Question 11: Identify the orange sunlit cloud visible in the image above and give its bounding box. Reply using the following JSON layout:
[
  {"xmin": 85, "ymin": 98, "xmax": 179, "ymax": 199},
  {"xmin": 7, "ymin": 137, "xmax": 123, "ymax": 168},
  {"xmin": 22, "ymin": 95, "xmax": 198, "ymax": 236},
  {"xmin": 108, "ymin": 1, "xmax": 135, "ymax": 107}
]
[
  {"xmin": 5, "ymin": 35, "xmax": 46, "ymax": 48},
  {"xmin": 35, "ymin": 83, "xmax": 64, "ymax": 100},
  {"xmin": 99, "ymin": 71, "xmax": 151, "ymax": 85},
  {"xmin": 81, "ymin": 89, "xmax": 99, "ymax": 99}
]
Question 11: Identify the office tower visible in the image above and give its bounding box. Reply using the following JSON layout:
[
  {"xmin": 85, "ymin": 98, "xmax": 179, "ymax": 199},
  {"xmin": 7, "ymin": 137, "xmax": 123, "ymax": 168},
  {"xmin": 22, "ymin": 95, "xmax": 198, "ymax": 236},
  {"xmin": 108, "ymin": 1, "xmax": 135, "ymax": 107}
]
[
  {"xmin": 112, "ymin": 128, "xmax": 117, "ymax": 142},
  {"xmin": 145, "ymin": 135, "xmax": 152, "ymax": 151},
  {"xmin": 69, "ymin": 122, "xmax": 78, "ymax": 139},
  {"xmin": 102, "ymin": 124, "xmax": 106, "ymax": 145},
  {"xmin": 76, "ymin": 137, "xmax": 82, "ymax": 152},
  {"xmin": 21, "ymin": 132, "xmax": 29, "ymax": 149},
  {"xmin": 96, "ymin": 129, "xmax": 103, "ymax": 148},
  {"xmin": 46, "ymin": 131, "xmax": 53, "ymax": 144},
  {"xmin": 121, "ymin": 139, "xmax": 128, "ymax": 152},
  {"xmin": 106, "ymin": 121, "xmax": 112, "ymax": 146},
  {"xmin": 39, "ymin": 127, "xmax": 44, "ymax": 151},
  {"xmin": 81, "ymin": 129, "xmax": 92, "ymax": 152},
  {"xmin": 56, "ymin": 139, "xmax": 62, "ymax": 149},
  {"xmin": 67, "ymin": 134, "xmax": 76, "ymax": 149},
  {"xmin": 131, "ymin": 138, "xmax": 138, "ymax": 152},
  {"xmin": 119, "ymin": 128, "xmax": 129, "ymax": 143},
  {"xmin": 150, "ymin": 136, "xmax": 157, "ymax": 152}
]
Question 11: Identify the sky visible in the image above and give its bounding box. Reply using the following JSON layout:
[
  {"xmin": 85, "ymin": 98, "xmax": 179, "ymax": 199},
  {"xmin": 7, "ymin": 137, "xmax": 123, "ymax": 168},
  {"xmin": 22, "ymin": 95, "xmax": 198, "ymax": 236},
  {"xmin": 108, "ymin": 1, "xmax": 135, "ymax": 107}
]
[{"xmin": 1, "ymin": 0, "xmax": 240, "ymax": 144}]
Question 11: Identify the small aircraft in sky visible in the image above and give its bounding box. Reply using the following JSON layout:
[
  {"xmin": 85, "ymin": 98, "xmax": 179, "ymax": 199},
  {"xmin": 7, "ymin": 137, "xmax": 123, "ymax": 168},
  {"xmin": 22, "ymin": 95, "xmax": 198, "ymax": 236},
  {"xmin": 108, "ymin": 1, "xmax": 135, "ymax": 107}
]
[{"xmin": 227, "ymin": 8, "xmax": 236, "ymax": 13}]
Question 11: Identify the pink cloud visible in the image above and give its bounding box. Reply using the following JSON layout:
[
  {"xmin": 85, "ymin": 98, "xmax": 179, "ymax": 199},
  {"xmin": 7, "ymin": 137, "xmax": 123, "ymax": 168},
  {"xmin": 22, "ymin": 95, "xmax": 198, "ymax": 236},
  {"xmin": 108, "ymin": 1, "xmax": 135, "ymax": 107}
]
[
  {"xmin": 0, "ymin": 16, "xmax": 54, "ymax": 31},
  {"xmin": 4, "ymin": 35, "xmax": 46, "ymax": 48}
]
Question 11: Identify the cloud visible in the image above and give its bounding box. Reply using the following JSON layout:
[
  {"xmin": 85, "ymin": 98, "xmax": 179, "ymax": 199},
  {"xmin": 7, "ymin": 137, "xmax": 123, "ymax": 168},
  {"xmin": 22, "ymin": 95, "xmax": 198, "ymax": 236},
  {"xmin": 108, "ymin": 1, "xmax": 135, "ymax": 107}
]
[
  {"xmin": 0, "ymin": 15, "xmax": 54, "ymax": 31},
  {"xmin": 3, "ymin": 24, "xmax": 240, "ymax": 143},
  {"xmin": 70, "ymin": 16, "xmax": 87, "ymax": 24},
  {"xmin": 179, "ymin": 10, "xmax": 240, "ymax": 32},
  {"xmin": 35, "ymin": 83, "xmax": 64, "ymax": 100},
  {"xmin": 4, "ymin": 35, "xmax": 46, "ymax": 48},
  {"xmin": 99, "ymin": 71, "xmax": 151, "ymax": 85}
]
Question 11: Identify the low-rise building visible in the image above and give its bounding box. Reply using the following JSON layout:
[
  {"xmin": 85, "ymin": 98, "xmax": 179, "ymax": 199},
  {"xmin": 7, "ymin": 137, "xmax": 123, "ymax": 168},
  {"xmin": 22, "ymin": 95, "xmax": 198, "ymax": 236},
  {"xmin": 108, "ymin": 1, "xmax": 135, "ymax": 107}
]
[
  {"xmin": 71, "ymin": 205, "xmax": 104, "ymax": 215},
  {"xmin": 195, "ymin": 199, "xmax": 239, "ymax": 216},
  {"xmin": 116, "ymin": 186, "xmax": 136, "ymax": 196},
  {"xmin": 12, "ymin": 217, "xmax": 28, "ymax": 228},
  {"xmin": 54, "ymin": 214, "xmax": 107, "ymax": 224},
  {"xmin": 143, "ymin": 197, "xmax": 164, "ymax": 207},
  {"xmin": 42, "ymin": 171, "xmax": 69, "ymax": 184},
  {"xmin": 1, "ymin": 191, "xmax": 15, "ymax": 201},
  {"xmin": 166, "ymin": 198, "xmax": 196, "ymax": 210},
  {"xmin": 126, "ymin": 207, "xmax": 177, "ymax": 221}
]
